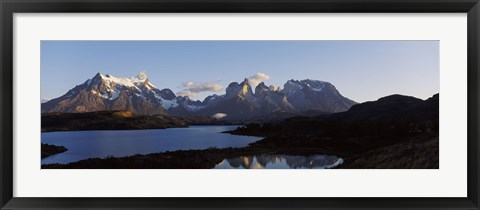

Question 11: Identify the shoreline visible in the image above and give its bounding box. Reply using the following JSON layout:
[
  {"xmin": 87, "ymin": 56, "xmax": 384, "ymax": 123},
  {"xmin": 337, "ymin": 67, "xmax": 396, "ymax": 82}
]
[
  {"xmin": 41, "ymin": 133, "xmax": 438, "ymax": 169},
  {"xmin": 42, "ymin": 124, "xmax": 245, "ymax": 133},
  {"xmin": 41, "ymin": 143, "xmax": 68, "ymax": 158}
]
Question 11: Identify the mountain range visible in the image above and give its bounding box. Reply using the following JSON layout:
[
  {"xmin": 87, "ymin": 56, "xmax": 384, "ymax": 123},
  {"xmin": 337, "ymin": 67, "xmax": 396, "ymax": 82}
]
[{"xmin": 41, "ymin": 72, "xmax": 357, "ymax": 121}]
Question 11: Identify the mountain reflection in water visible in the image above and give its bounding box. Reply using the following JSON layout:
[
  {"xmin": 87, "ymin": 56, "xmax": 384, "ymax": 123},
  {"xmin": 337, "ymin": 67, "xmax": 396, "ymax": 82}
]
[{"xmin": 214, "ymin": 154, "xmax": 343, "ymax": 169}]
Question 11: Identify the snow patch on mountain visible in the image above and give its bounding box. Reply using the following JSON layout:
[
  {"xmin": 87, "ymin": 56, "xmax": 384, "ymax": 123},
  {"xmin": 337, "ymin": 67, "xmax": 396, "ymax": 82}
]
[
  {"xmin": 110, "ymin": 91, "xmax": 120, "ymax": 100},
  {"xmin": 134, "ymin": 93, "xmax": 146, "ymax": 100},
  {"xmin": 100, "ymin": 74, "xmax": 137, "ymax": 88},
  {"xmin": 303, "ymin": 79, "xmax": 327, "ymax": 92},
  {"xmin": 90, "ymin": 86, "xmax": 120, "ymax": 101},
  {"xmin": 161, "ymin": 98, "xmax": 179, "ymax": 110},
  {"xmin": 287, "ymin": 80, "xmax": 304, "ymax": 89},
  {"xmin": 91, "ymin": 89, "xmax": 106, "ymax": 99}
]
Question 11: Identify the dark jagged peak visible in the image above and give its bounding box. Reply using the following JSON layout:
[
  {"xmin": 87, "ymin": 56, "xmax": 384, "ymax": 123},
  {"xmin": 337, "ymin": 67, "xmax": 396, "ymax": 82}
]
[
  {"xmin": 90, "ymin": 72, "xmax": 105, "ymax": 84},
  {"xmin": 255, "ymin": 82, "xmax": 270, "ymax": 97},
  {"xmin": 238, "ymin": 78, "xmax": 253, "ymax": 93},
  {"xmin": 177, "ymin": 95, "xmax": 200, "ymax": 104},
  {"xmin": 204, "ymin": 94, "xmax": 219, "ymax": 102},
  {"xmin": 225, "ymin": 78, "xmax": 254, "ymax": 99},
  {"xmin": 177, "ymin": 96, "xmax": 203, "ymax": 107},
  {"xmin": 269, "ymin": 85, "xmax": 279, "ymax": 92},
  {"xmin": 202, "ymin": 94, "xmax": 224, "ymax": 106},
  {"xmin": 227, "ymin": 82, "xmax": 240, "ymax": 88},
  {"xmin": 204, "ymin": 94, "xmax": 222, "ymax": 102},
  {"xmin": 176, "ymin": 95, "xmax": 190, "ymax": 101},
  {"xmin": 225, "ymin": 82, "xmax": 240, "ymax": 96},
  {"xmin": 241, "ymin": 78, "xmax": 249, "ymax": 85},
  {"xmin": 256, "ymin": 81, "xmax": 268, "ymax": 89},
  {"xmin": 93, "ymin": 72, "xmax": 103, "ymax": 79},
  {"xmin": 281, "ymin": 79, "xmax": 303, "ymax": 95},
  {"xmin": 158, "ymin": 89, "xmax": 176, "ymax": 100}
]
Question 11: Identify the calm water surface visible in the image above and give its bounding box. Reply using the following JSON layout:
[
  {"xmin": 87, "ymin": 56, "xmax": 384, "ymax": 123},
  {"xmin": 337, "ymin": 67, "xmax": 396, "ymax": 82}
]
[
  {"xmin": 41, "ymin": 125, "xmax": 261, "ymax": 165},
  {"xmin": 214, "ymin": 154, "xmax": 343, "ymax": 169}
]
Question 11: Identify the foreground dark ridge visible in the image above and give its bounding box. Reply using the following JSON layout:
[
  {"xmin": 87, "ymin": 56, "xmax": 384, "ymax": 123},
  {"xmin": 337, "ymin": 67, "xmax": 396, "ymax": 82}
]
[
  {"xmin": 228, "ymin": 94, "xmax": 439, "ymax": 166},
  {"xmin": 42, "ymin": 93, "xmax": 439, "ymax": 169},
  {"xmin": 41, "ymin": 143, "xmax": 68, "ymax": 158},
  {"xmin": 41, "ymin": 110, "xmax": 230, "ymax": 132}
]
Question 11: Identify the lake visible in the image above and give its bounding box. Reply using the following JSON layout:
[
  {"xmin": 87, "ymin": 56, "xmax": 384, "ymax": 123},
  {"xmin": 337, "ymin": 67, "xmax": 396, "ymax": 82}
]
[
  {"xmin": 214, "ymin": 154, "xmax": 344, "ymax": 169},
  {"xmin": 41, "ymin": 125, "xmax": 262, "ymax": 165}
]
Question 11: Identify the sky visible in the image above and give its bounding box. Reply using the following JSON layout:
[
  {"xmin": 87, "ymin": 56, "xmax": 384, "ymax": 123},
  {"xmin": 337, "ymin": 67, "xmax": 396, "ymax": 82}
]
[{"xmin": 41, "ymin": 40, "xmax": 439, "ymax": 103}]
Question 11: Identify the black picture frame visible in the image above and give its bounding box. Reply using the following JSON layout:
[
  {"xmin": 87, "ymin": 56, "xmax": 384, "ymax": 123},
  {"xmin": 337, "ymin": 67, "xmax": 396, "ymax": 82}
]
[{"xmin": 1, "ymin": 0, "xmax": 479, "ymax": 209}]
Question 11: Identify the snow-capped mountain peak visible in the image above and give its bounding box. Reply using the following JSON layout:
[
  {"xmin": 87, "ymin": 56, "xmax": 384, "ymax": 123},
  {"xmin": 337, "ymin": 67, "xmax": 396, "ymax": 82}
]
[
  {"xmin": 96, "ymin": 73, "xmax": 137, "ymax": 88},
  {"xmin": 132, "ymin": 72, "xmax": 148, "ymax": 83},
  {"xmin": 91, "ymin": 72, "xmax": 153, "ymax": 88}
]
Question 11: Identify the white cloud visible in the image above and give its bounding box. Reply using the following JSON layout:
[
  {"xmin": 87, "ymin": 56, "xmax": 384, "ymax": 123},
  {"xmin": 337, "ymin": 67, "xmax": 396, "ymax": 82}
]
[
  {"xmin": 212, "ymin": 113, "xmax": 227, "ymax": 119},
  {"xmin": 176, "ymin": 81, "xmax": 223, "ymax": 98},
  {"xmin": 184, "ymin": 82, "xmax": 195, "ymax": 87},
  {"xmin": 176, "ymin": 91, "xmax": 197, "ymax": 98},
  {"xmin": 248, "ymin": 72, "xmax": 270, "ymax": 87}
]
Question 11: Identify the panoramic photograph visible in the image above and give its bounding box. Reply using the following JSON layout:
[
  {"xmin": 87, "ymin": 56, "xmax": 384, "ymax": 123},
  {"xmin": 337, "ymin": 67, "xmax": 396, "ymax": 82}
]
[{"xmin": 40, "ymin": 40, "xmax": 439, "ymax": 169}]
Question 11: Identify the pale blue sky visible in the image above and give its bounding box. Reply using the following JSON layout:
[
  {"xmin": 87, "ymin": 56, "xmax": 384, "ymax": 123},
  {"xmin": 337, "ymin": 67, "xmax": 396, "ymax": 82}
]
[{"xmin": 41, "ymin": 41, "xmax": 439, "ymax": 103}]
